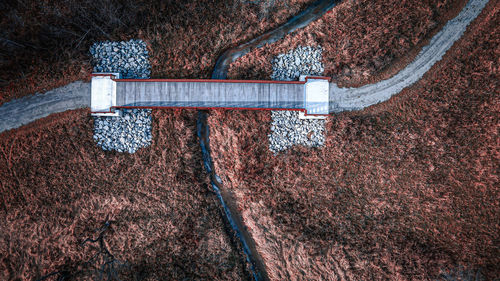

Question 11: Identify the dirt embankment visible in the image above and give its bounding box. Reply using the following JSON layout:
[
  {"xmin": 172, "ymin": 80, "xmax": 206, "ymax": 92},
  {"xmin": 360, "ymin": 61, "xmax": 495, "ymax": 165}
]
[
  {"xmin": 0, "ymin": 109, "xmax": 250, "ymax": 280},
  {"xmin": 209, "ymin": 2, "xmax": 499, "ymax": 279},
  {"xmin": 228, "ymin": 0, "xmax": 468, "ymax": 87},
  {"xmin": 0, "ymin": 0, "xmax": 317, "ymax": 106}
]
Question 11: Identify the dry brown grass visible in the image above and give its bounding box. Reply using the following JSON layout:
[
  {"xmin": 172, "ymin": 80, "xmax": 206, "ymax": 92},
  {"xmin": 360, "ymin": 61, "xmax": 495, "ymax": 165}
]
[
  {"xmin": 0, "ymin": 0, "xmax": 316, "ymax": 105},
  {"xmin": 228, "ymin": 0, "xmax": 468, "ymax": 87},
  {"xmin": 209, "ymin": 2, "xmax": 499, "ymax": 280},
  {"xmin": 1, "ymin": 0, "xmax": 498, "ymax": 280},
  {"xmin": 0, "ymin": 109, "xmax": 249, "ymax": 280}
]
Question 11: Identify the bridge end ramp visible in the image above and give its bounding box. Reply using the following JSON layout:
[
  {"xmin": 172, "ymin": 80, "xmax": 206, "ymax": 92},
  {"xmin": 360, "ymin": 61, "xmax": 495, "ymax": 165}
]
[
  {"xmin": 300, "ymin": 75, "xmax": 329, "ymax": 119},
  {"xmin": 91, "ymin": 73, "xmax": 121, "ymax": 116}
]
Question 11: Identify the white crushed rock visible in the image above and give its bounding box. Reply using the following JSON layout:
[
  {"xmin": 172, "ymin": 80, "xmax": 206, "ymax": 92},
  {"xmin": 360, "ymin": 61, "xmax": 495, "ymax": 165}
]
[
  {"xmin": 90, "ymin": 39, "xmax": 151, "ymax": 79},
  {"xmin": 90, "ymin": 39, "xmax": 152, "ymax": 153},
  {"xmin": 271, "ymin": 46, "xmax": 324, "ymax": 81},
  {"xmin": 93, "ymin": 109, "xmax": 152, "ymax": 153},
  {"xmin": 268, "ymin": 46, "xmax": 326, "ymax": 153},
  {"xmin": 269, "ymin": 111, "xmax": 325, "ymax": 152}
]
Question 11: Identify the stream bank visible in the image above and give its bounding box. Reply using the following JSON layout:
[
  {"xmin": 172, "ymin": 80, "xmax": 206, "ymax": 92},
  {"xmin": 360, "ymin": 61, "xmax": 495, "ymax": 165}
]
[{"xmin": 199, "ymin": 1, "xmax": 342, "ymax": 280}]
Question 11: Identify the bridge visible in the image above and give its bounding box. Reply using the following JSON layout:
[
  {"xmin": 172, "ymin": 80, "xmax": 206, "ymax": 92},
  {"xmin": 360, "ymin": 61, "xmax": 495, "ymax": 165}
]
[{"xmin": 90, "ymin": 73, "xmax": 330, "ymax": 118}]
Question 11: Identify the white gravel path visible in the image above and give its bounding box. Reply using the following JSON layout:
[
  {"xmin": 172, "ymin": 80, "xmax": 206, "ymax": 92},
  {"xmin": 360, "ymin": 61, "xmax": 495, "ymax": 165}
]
[
  {"xmin": 329, "ymin": 0, "xmax": 489, "ymax": 112},
  {"xmin": 0, "ymin": 0, "xmax": 489, "ymax": 133},
  {"xmin": 0, "ymin": 81, "xmax": 90, "ymax": 133}
]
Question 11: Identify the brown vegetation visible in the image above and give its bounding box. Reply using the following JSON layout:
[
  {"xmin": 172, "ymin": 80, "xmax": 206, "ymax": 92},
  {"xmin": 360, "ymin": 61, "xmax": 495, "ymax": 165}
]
[
  {"xmin": 0, "ymin": 0, "xmax": 316, "ymax": 105},
  {"xmin": 228, "ymin": 0, "xmax": 468, "ymax": 87},
  {"xmin": 1, "ymin": 0, "xmax": 498, "ymax": 280},
  {"xmin": 0, "ymin": 109, "xmax": 249, "ymax": 280},
  {"xmin": 210, "ymin": 2, "xmax": 499, "ymax": 280}
]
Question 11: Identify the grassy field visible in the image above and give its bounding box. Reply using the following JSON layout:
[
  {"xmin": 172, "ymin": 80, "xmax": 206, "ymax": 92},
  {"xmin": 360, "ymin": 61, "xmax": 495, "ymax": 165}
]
[
  {"xmin": 0, "ymin": 0, "xmax": 316, "ymax": 105},
  {"xmin": 228, "ymin": 0, "xmax": 468, "ymax": 87},
  {"xmin": 210, "ymin": 1, "xmax": 499, "ymax": 279},
  {"xmin": 0, "ymin": 109, "xmax": 250, "ymax": 280},
  {"xmin": 0, "ymin": 0, "xmax": 497, "ymax": 279}
]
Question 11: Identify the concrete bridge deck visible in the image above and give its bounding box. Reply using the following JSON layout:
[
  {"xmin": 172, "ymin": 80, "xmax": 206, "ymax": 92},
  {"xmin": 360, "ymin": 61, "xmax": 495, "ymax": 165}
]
[
  {"xmin": 91, "ymin": 74, "xmax": 330, "ymax": 117},
  {"xmin": 116, "ymin": 80, "xmax": 304, "ymax": 109}
]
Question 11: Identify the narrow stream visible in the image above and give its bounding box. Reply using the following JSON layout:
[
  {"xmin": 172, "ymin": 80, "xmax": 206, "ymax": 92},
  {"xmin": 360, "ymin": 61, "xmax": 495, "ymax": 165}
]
[
  {"xmin": 198, "ymin": 1, "xmax": 341, "ymax": 280},
  {"xmin": 0, "ymin": 0, "xmax": 487, "ymax": 279},
  {"xmin": 197, "ymin": 111, "xmax": 264, "ymax": 281},
  {"xmin": 212, "ymin": 0, "xmax": 340, "ymax": 79}
]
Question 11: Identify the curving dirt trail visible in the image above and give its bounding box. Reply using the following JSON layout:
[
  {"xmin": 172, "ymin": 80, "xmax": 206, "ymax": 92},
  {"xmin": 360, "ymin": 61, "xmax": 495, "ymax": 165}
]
[
  {"xmin": 0, "ymin": 0, "xmax": 489, "ymax": 133},
  {"xmin": 329, "ymin": 0, "xmax": 489, "ymax": 112},
  {"xmin": 0, "ymin": 81, "xmax": 90, "ymax": 132},
  {"xmin": 0, "ymin": 0, "xmax": 492, "ymax": 279}
]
